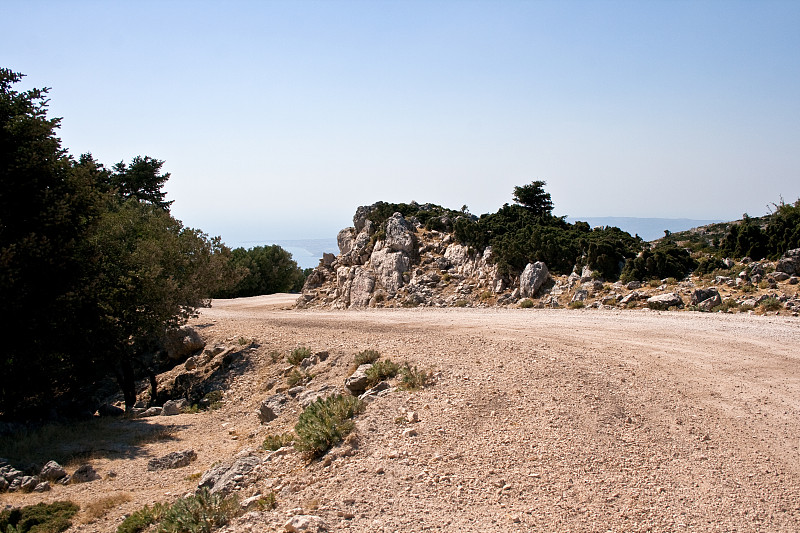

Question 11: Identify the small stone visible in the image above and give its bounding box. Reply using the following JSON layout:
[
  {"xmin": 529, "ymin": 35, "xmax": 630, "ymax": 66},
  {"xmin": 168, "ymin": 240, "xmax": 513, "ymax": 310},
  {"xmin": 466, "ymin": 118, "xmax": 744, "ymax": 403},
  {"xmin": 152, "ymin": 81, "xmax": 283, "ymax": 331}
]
[
  {"xmin": 284, "ymin": 514, "xmax": 327, "ymax": 532},
  {"xmin": 71, "ymin": 464, "xmax": 100, "ymax": 483},
  {"xmin": 402, "ymin": 428, "xmax": 418, "ymax": 438},
  {"xmin": 406, "ymin": 411, "xmax": 419, "ymax": 423},
  {"xmin": 33, "ymin": 481, "xmax": 51, "ymax": 492}
]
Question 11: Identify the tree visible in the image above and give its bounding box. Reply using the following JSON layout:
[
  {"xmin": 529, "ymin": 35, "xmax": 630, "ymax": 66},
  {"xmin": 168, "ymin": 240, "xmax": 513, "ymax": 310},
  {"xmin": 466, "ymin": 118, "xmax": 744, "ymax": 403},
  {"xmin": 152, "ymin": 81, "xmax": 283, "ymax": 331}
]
[
  {"xmin": 0, "ymin": 69, "xmax": 236, "ymax": 417},
  {"xmin": 111, "ymin": 155, "xmax": 173, "ymax": 209},
  {"xmin": 512, "ymin": 180, "xmax": 554, "ymax": 217},
  {"xmin": 217, "ymin": 245, "xmax": 305, "ymax": 298}
]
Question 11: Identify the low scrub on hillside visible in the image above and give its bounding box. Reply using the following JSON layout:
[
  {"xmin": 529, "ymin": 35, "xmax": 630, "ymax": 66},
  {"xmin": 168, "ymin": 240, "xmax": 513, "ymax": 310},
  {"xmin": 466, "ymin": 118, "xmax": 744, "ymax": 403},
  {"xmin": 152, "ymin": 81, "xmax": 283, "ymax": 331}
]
[
  {"xmin": 294, "ymin": 394, "xmax": 365, "ymax": 457},
  {"xmin": 0, "ymin": 501, "xmax": 79, "ymax": 533}
]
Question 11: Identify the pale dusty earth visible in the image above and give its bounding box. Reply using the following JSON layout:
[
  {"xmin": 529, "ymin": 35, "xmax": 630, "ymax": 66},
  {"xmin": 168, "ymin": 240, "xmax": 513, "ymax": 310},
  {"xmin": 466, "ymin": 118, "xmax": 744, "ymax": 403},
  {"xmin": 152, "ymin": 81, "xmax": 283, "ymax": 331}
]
[{"xmin": 5, "ymin": 294, "xmax": 800, "ymax": 532}]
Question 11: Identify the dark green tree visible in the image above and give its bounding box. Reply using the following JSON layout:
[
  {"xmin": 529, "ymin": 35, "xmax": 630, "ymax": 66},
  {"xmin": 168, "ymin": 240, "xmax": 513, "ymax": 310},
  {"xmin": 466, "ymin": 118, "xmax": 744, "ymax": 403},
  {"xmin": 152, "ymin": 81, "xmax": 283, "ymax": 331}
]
[
  {"xmin": 111, "ymin": 155, "xmax": 173, "ymax": 209},
  {"xmin": 512, "ymin": 180, "xmax": 554, "ymax": 217},
  {"xmin": 217, "ymin": 245, "xmax": 305, "ymax": 298}
]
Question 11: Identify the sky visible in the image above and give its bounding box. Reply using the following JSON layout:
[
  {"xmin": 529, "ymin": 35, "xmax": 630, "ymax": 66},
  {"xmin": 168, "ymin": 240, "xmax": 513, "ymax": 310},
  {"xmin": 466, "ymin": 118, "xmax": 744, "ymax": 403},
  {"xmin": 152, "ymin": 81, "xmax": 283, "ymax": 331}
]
[{"xmin": 2, "ymin": 0, "xmax": 799, "ymax": 246}]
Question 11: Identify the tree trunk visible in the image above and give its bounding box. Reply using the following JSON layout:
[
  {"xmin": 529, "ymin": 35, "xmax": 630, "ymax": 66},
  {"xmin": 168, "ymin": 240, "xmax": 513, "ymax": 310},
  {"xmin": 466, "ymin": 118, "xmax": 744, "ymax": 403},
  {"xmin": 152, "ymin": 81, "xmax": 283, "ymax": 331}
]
[
  {"xmin": 116, "ymin": 358, "xmax": 137, "ymax": 411},
  {"xmin": 148, "ymin": 370, "xmax": 158, "ymax": 407}
]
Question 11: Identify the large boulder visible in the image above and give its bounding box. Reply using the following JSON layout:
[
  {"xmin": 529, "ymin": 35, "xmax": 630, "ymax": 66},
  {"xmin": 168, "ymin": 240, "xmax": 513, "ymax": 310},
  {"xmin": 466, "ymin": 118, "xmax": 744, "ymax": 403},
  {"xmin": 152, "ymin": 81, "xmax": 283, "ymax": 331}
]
[
  {"xmin": 519, "ymin": 262, "xmax": 549, "ymax": 298},
  {"xmin": 198, "ymin": 454, "xmax": 261, "ymax": 495},
  {"xmin": 647, "ymin": 293, "xmax": 684, "ymax": 310},
  {"xmin": 257, "ymin": 394, "xmax": 289, "ymax": 424},
  {"xmin": 776, "ymin": 249, "xmax": 800, "ymax": 275},
  {"xmin": 345, "ymin": 364, "xmax": 373, "ymax": 395},
  {"xmin": 71, "ymin": 464, "xmax": 100, "ymax": 483},
  {"xmin": 147, "ymin": 450, "xmax": 197, "ymax": 471},
  {"xmin": 39, "ymin": 461, "xmax": 67, "ymax": 482},
  {"xmin": 384, "ymin": 213, "xmax": 415, "ymax": 254},
  {"xmin": 690, "ymin": 287, "xmax": 720, "ymax": 306},
  {"xmin": 165, "ymin": 326, "xmax": 205, "ymax": 361}
]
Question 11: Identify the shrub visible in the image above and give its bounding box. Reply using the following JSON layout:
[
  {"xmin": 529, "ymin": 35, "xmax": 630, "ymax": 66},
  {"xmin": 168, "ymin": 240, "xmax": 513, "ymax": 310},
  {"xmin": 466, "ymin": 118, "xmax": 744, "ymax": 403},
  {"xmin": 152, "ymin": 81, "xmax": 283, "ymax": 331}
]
[
  {"xmin": 620, "ymin": 244, "xmax": 697, "ymax": 283},
  {"xmin": 454, "ymin": 299, "xmax": 468, "ymax": 308},
  {"xmin": 365, "ymin": 359, "xmax": 400, "ymax": 388},
  {"xmin": 568, "ymin": 300, "xmax": 585, "ymax": 309},
  {"xmin": 269, "ymin": 350, "xmax": 283, "ymax": 363},
  {"xmin": 518, "ymin": 299, "xmax": 534, "ymax": 309},
  {"xmin": 0, "ymin": 502, "xmax": 80, "ymax": 533},
  {"xmin": 287, "ymin": 368, "xmax": 312, "ymax": 388},
  {"xmin": 287, "ymin": 347, "xmax": 312, "ymax": 365},
  {"xmin": 760, "ymin": 297, "xmax": 782, "ymax": 312},
  {"xmin": 399, "ymin": 363, "xmax": 432, "ymax": 390},
  {"xmin": 258, "ymin": 492, "xmax": 277, "ymax": 511},
  {"xmin": 156, "ymin": 489, "xmax": 239, "ymax": 533},
  {"xmin": 294, "ymin": 394, "xmax": 364, "ymax": 457},
  {"xmin": 354, "ymin": 349, "xmax": 380, "ymax": 367},
  {"xmin": 712, "ymin": 299, "xmax": 740, "ymax": 313},
  {"xmin": 117, "ymin": 504, "xmax": 167, "ymax": 533},
  {"xmin": 262, "ymin": 432, "xmax": 294, "ymax": 451}
]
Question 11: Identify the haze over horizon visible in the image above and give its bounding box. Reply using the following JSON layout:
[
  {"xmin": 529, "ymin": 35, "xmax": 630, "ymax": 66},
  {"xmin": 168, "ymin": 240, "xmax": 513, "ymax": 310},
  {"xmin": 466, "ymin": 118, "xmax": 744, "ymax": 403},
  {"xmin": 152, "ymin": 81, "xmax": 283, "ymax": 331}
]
[{"xmin": 2, "ymin": 1, "xmax": 798, "ymax": 246}]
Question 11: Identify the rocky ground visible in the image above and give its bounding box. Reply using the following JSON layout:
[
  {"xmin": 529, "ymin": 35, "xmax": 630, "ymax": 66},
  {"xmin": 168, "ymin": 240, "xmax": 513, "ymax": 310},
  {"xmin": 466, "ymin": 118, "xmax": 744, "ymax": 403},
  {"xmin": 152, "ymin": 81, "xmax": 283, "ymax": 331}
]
[{"xmin": 3, "ymin": 295, "xmax": 800, "ymax": 532}]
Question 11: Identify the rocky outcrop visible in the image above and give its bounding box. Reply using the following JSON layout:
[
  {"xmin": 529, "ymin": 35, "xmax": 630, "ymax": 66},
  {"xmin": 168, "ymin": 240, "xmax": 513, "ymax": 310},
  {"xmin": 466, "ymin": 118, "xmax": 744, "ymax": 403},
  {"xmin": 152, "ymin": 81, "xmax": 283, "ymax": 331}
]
[
  {"xmin": 647, "ymin": 293, "xmax": 684, "ymax": 310},
  {"xmin": 147, "ymin": 450, "xmax": 197, "ymax": 471},
  {"xmin": 519, "ymin": 262, "xmax": 549, "ymax": 298}
]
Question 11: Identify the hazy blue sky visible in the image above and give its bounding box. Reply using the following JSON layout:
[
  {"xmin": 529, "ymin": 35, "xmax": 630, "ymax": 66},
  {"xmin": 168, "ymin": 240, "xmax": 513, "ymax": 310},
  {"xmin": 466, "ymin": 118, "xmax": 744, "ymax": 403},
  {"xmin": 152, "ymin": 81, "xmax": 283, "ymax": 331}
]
[{"xmin": 3, "ymin": 0, "xmax": 799, "ymax": 244}]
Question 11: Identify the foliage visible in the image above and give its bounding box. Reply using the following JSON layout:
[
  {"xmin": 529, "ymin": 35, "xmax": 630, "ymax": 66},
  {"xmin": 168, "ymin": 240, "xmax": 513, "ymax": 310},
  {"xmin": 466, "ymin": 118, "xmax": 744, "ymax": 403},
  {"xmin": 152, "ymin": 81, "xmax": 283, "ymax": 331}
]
[
  {"xmin": 287, "ymin": 368, "xmax": 313, "ymax": 387},
  {"xmin": 364, "ymin": 359, "xmax": 400, "ymax": 388},
  {"xmin": 83, "ymin": 494, "xmax": 132, "ymax": 521},
  {"xmin": 156, "ymin": 489, "xmax": 239, "ymax": 533},
  {"xmin": 718, "ymin": 201, "xmax": 800, "ymax": 260},
  {"xmin": 353, "ymin": 349, "xmax": 381, "ymax": 367},
  {"xmin": 694, "ymin": 256, "xmax": 727, "ymax": 276},
  {"xmin": 759, "ymin": 297, "xmax": 782, "ymax": 312},
  {"xmin": 116, "ymin": 503, "xmax": 167, "ymax": 533},
  {"xmin": 398, "ymin": 363, "xmax": 432, "ymax": 390},
  {"xmin": 0, "ymin": 70, "xmax": 236, "ymax": 417},
  {"xmin": 454, "ymin": 186, "xmax": 642, "ymax": 279},
  {"xmin": 365, "ymin": 201, "xmax": 466, "ymax": 233},
  {"xmin": 518, "ymin": 299, "xmax": 534, "ymax": 308},
  {"xmin": 262, "ymin": 432, "xmax": 294, "ymax": 451},
  {"xmin": 215, "ymin": 245, "xmax": 305, "ymax": 298},
  {"xmin": 0, "ymin": 501, "xmax": 79, "ymax": 533},
  {"xmin": 620, "ymin": 243, "xmax": 697, "ymax": 282},
  {"xmin": 512, "ymin": 180, "xmax": 554, "ymax": 217},
  {"xmin": 287, "ymin": 346, "xmax": 312, "ymax": 365},
  {"xmin": 568, "ymin": 300, "xmax": 585, "ymax": 309},
  {"xmin": 294, "ymin": 394, "xmax": 364, "ymax": 457}
]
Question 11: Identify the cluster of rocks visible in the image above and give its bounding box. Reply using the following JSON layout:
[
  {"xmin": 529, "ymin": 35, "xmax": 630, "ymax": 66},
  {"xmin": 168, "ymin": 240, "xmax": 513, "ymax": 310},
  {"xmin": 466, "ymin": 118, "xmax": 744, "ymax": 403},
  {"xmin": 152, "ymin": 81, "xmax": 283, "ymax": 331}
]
[
  {"xmin": 297, "ymin": 205, "xmax": 800, "ymax": 315},
  {"xmin": 298, "ymin": 205, "xmax": 549, "ymax": 309},
  {"xmin": 0, "ymin": 458, "xmax": 98, "ymax": 493}
]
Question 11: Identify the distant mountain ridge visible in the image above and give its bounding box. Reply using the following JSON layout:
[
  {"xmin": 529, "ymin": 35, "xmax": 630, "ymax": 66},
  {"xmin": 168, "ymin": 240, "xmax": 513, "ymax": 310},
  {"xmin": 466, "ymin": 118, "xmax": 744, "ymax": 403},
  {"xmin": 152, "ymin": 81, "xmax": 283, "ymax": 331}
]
[{"xmin": 565, "ymin": 217, "xmax": 722, "ymax": 242}]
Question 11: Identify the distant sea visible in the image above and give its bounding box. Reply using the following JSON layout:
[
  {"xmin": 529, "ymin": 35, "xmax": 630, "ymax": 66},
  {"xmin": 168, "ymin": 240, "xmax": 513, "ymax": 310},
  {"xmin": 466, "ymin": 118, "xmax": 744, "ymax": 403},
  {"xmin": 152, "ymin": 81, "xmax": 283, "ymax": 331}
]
[{"xmin": 238, "ymin": 218, "xmax": 721, "ymax": 270}]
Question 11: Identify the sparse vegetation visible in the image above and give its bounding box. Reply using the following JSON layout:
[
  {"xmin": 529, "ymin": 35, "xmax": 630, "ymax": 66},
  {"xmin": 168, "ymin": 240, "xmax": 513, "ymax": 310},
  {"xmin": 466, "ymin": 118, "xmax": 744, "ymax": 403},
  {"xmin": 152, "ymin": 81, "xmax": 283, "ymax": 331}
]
[
  {"xmin": 365, "ymin": 359, "xmax": 401, "ymax": 387},
  {"xmin": 568, "ymin": 300, "xmax": 586, "ymax": 309},
  {"xmin": 269, "ymin": 350, "xmax": 284, "ymax": 363},
  {"xmin": 399, "ymin": 363, "xmax": 432, "ymax": 390},
  {"xmin": 294, "ymin": 394, "xmax": 365, "ymax": 457},
  {"xmin": 519, "ymin": 298, "xmax": 534, "ymax": 308},
  {"xmin": 354, "ymin": 349, "xmax": 381, "ymax": 367},
  {"xmin": 117, "ymin": 503, "xmax": 167, "ymax": 533},
  {"xmin": 0, "ymin": 501, "xmax": 80, "ymax": 533},
  {"xmin": 156, "ymin": 489, "xmax": 240, "ymax": 533},
  {"xmin": 760, "ymin": 297, "xmax": 782, "ymax": 312},
  {"xmin": 262, "ymin": 432, "xmax": 294, "ymax": 451},
  {"xmin": 83, "ymin": 494, "xmax": 132, "ymax": 522},
  {"xmin": 287, "ymin": 368, "xmax": 313, "ymax": 387},
  {"xmin": 712, "ymin": 299, "xmax": 741, "ymax": 313},
  {"xmin": 287, "ymin": 346, "xmax": 312, "ymax": 365}
]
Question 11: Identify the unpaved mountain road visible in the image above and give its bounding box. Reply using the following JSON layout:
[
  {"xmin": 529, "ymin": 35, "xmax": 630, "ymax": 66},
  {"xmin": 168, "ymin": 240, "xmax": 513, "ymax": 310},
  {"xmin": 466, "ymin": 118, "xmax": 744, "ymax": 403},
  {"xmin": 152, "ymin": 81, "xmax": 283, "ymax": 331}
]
[{"xmin": 202, "ymin": 297, "xmax": 800, "ymax": 532}]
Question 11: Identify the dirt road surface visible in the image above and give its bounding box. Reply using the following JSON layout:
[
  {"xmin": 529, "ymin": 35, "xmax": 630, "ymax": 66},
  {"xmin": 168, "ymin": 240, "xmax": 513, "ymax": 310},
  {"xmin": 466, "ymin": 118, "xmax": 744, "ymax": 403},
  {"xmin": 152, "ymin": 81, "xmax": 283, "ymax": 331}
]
[
  {"xmin": 204, "ymin": 295, "xmax": 800, "ymax": 532},
  {"xmin": 7, "ymin": 294, "xmax": 799, "ymax": 532}
]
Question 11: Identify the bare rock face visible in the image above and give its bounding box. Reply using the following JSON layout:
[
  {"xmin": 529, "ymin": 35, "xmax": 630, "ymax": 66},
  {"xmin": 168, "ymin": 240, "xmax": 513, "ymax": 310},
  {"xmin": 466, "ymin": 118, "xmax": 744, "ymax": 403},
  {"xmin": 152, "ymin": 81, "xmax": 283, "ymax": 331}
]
[
  {"xmin": 257, "ymin": 394, "xmax": 289, "ymax": 424},
  {"xmin": 39, "ymin": 460, "xmax": 67, "ymax": 482},
  {"xmin": 519, "ymin": 262, "xmax": 549, "ymax": 298},
  {"xmin": 369, "ymin": 248, "xmax": 409, "ymax": 296},
  {"xmin": 384, "ymin": 212, "xmax": 415, "ymax": 254},
  {"xmin": 349, "ymin": 268, "xmax": 376, "ymax": 308}
]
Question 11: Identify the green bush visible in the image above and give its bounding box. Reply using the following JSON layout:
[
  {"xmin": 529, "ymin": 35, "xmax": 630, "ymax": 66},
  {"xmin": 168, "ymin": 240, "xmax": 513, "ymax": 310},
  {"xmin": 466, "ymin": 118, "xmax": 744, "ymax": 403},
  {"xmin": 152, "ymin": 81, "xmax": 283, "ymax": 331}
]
[
  {"xmin": 287, "ymin": 347, "xmax": 312, "ymax": 365},
  {"xmin": 294, "ymin": 394, "xmax": 364, "ymax": 457},
  {"xmin": 620, "ymin": 244, "xmax": 697, "ymax": 282},
  {"xmin": 568, "ymin": 300, "xmax": 585, "ymax": 309},
  {"xmin": 156, "ymin": 489, "xmax": 239, "ymax": 533},
  {"xmin": 354, "ymin": 349, "xmax": 381, "ymax": 367},
  {"xmin": 117, "ymin": 504, "xmax": 167, "ymax": 533},
  {"xmin": 760, "ymin": 297, "xmax": 782, "ymax": 312},
  {"xmin": 287, "ymin": 368, "xmax": 312, "ymax": 387},
  {"xmin": 0, "ymin": 502, "xmax": 79, "ymax": 533},
  {"xmin": 214, "ymin": 244, "xmax": 305, "ymax": 298},
  {"xmin": 694, "ymin": 256, "xmax": 727, "ymax": 276},
  {"xmin": 262, "ymin": 432, "xmax": 294, "ymax": 451},
  {"xmin": 365, "ymin": 359, "xmax": 400, "ymax": 388},
  {"xmin": 399, "ymin": 363, "xmax": 432, "ymax": 390},
  {"xmin": 518, "ymin": 299, "xmax": 534, "ymax": 309}
]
